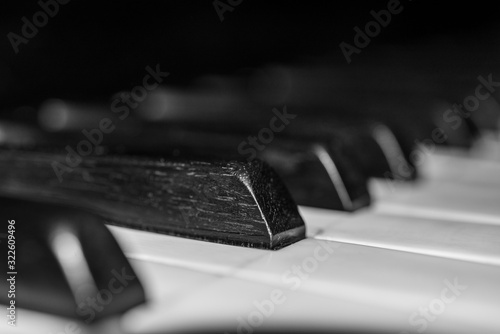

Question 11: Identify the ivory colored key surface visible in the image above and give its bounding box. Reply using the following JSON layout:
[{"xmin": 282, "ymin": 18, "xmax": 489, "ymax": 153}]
[
  {"xmin": 299, "ymin": 141, "xmax": 500, "ymax": 266},
  {"xmin": 10, "ymin": 253, "xmax": 492, "ymax": 334},
  {"xmin": 0, "ymin": 309, "xmax": 122, "ymax": 334},
  {"xmin": 366, "ymin": 138, "xmax": 500, "ymax": 224},
  {"xmin": 107, "ymin": 225, "xmax": 269, "ymax": 276},
  {"xmin": 0, "ymin": 259, "xmax": 223, "ymax": 334},
  {"xmin": 108, "ymin": 227, "xmax": 500, "ymax": 333},
  {"xmin": 122, "ymin": 265, "xmax": 498, "ymax": 334},
  {"xmin": 110, "ymin": 200, "xmax": 500, "ymax": 272},
  {"xmin": 390, "ymin": 135, "xmax": 500, "ymax": 187},
  {"xmin": 472, "ymin": 132, "xmax": 500, "ymax": 161},
  {"xmin": 128, "ymin": 259, "xmax": 223, "ymax": 302},
  {"xmin": 419, "ymin": 146, "xmax": 500, "ymax": 185},
  {"xmin": 301, "ymin": 206, "xmax": 500, "ymax": 266},
  {"xmin": 370, "ymin": 180, "xmax": 500, "ymax": 225},
  {"xmin": 232, "ymin": 239, "xmax": 500, "ymax": 333},
  {"xmin": 369, "ymin": 146, "xmax": 500, "ymax": 223},
  {"xmin": 5, "ymin": 243, "xmax": 499, "ymax": 334},
  {"xmin": 122, "ymin": 265, "xmax": 413, "ymax": 333},
  {"xmin": 3, "ymin": 250, "xmax": 397, "ymax": 334}
]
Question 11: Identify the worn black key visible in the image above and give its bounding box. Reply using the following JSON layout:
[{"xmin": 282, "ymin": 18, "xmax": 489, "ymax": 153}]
[
  {"xmin": 0, "ymin": 148, "xmax": 305, "ymax": 249},
  {"xmin": 0, "ymin": 197, "xmax": 145, "ymax": 321}
]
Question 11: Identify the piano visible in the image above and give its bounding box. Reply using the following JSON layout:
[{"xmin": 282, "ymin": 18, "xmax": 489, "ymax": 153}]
[{"xmin": 1, "ymin": 1, "xmax": 500, "ymax": 333}]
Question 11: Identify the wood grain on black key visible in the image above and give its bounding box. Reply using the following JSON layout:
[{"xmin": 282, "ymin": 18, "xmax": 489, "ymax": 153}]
[
  {"xmin": 0, "ymin": 148, "xmax": 305, "ymax": 249},
  {"xmin": 99, "ymin": 125, "xmax": 371, "ymax": 211},
  {"xmin": 3, "ymin": 115, "xmax": 371, "ymax": 211}
]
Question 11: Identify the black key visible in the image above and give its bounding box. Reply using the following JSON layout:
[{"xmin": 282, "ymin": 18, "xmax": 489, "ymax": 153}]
[
  {"xmin": 275, "ymin": 119, "xmax": 417, "ymax": 181},
  {"xmin": 1, "ymin": 115, "xmax": 371, "ymax": 211},
  {"xmin": 133, "ymin": 65, "xmax": 480, "ymax": 148},
  {"xmin": 103, "ymin": 125, "xmax": 371, "ymax": 211},
  {"xmin": 0, "ymin": 148, "xmax": 305, "ymax": 249},
  {"xmin": 0, "ymin": 197, "xmax": 145, "ymax": 322}
]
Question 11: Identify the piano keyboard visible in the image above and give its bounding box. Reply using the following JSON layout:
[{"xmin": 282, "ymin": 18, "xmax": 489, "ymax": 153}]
[
  {"xmin": 111, "ymin": 140, "xmax": 500, "ymax": 334},
  {"xmin": 2, "ymin": 3, "xmax": 500, "ymax": 332},
  {"xmin": 1, "ymin": 123, "xmax": 499, "ymax": 334}
]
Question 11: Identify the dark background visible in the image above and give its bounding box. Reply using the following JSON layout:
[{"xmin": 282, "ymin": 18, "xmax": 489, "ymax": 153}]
[{"xmin": 0, "ymin": 1, "xmax": 499, "ymax": 110}]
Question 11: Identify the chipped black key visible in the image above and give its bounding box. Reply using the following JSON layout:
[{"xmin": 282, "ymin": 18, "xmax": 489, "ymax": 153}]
[
  {"xmin": 0, "ymin": 197, "xmax": 145, "ymax": 321},
  {"xmin": 0, "ymin": 148, "xmax": 305, "ymax": 249}
]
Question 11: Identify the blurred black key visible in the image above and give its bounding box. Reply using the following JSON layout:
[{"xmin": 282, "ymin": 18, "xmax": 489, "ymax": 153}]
[
  {"xmin": 275, "ymin": 119, "xmax": 417, "ymax": 181},
  {"xmin": 241, "ymin": 64, "xmax": 483, "ymax": 148},
  {"xmin": 145, "ymin": 119, "xmax": 417, "ymax": 181},
  {"xmin": 0, "ymin": 197, "xmax": 145, "ymax": 322},
  {"xmin": 133, "ymin": 65, "xmax": 481, "ymax": 149}
]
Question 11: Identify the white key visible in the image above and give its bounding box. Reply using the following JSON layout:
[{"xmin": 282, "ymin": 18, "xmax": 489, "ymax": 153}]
[
  {"xmin": 369, "ymin": 178, "xmax": 500, "ymax": 226},
  {"xmin": 122, "ymin": 268, "xmax": 420, "ymax": 333},
  {"xmin": 0, "ymin": 259, "xmax": 223, "ymax": 334},
  {"xmin": 420, "ymin": 147, "xmax": 500, "ymax": 185},
  {"xmin": 7, "ymin": 243, "xmax": 500, "ymax": 334},
  {"xmin": 107, "ymin": 225, "xmax": 500, "ymax": 332},
  {"xmin": 107, "ymin": 225, "xmax": 269, "ymax": 276},
  {"xmin": 232, "ymin": 239, "xmax": 500, "ymax": 333},
  {"xmin": 0, "ymin": 309, "xmax": 122, "ymax": 334},
  {"xmin": 125, "ymin": 257, "xmax": 415, "ymax": 333},
  {"xmin": 120, "ymin": 238, "xmax": 500, "ymax": 333},
  {"xmin": 471, "ymin": 131, "xmax": 500, "ymax": 161},
  {"xmin": 129, "ymin": 259, "xmax": 222, "ymax": 302},
  {"xmin": 301, "ymin": 206, "xmax": 500, "ymax": 266}
]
